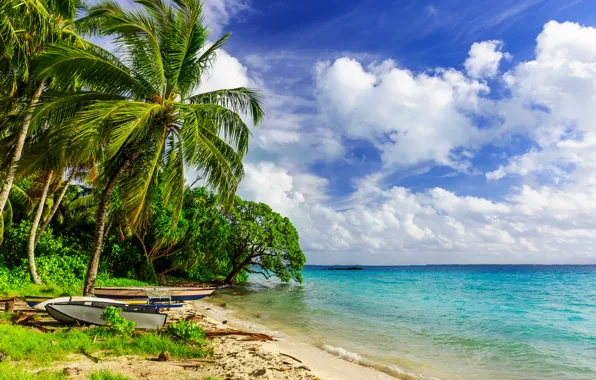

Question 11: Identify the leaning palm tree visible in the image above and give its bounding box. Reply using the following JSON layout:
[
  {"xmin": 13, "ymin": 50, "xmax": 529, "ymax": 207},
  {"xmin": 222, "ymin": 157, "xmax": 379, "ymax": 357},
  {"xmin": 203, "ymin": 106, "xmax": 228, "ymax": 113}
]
[
  {"xmin": 0, "ymin": 0, "xmax": 83, "ymax": 239},
  {"xmin": 33, "ymin": 0, "xmax": 264, "ymax": 295}
]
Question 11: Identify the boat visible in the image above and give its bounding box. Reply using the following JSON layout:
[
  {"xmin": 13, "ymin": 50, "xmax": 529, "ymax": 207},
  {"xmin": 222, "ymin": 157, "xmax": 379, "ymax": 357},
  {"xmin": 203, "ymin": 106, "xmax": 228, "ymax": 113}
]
[
  {"xmin": 26, "ymin": 295, "xmax": 185, "ymax": 311},
  {"xmin": 27, "ymin": 296, "xmax": 126, "ymax": 312},
  {"xmin": 25, "ymin": 295, "xmax": 147, "ymax": 310},
  {"xmin": 46, "ymin": 301, "xmax": 167, "ymax": 329},
  {"xmin": 94, "ymin": 286, "xmax": 216, "ymax": 302}
]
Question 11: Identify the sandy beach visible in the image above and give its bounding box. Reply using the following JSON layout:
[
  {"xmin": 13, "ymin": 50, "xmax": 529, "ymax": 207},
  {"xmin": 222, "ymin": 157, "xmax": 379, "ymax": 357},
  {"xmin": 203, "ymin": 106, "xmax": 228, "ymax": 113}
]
[{"xmin": 14, "ymin": 299, "xmax": 395, "ymax": 380}]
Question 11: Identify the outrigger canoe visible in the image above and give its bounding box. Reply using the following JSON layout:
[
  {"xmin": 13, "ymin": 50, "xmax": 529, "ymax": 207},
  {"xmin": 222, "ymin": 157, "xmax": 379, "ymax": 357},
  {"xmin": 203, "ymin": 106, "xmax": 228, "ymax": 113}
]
[
  {"xmin": 25, "ymin": 296, "xmax": 184, "ymax": 311},
  {"xmin": 46, "ymin": 300, "xmax": 167, "ymax": 329},
  {"xmin": 94, "ymin": 286, "xmax": 216, "ymax": 302}
]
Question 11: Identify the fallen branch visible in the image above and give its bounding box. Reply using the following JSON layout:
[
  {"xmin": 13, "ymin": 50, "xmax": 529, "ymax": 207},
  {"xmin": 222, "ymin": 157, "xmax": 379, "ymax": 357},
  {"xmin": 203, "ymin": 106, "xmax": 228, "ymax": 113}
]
[
  {"xmin": 80, "ymin": 349, "xmax": 100, "ymax": 363},
  {"xmin": 204, "ymin": 329, "xmax": 276, "ymax": 342},
  {"xmin": 280, "ymin": 352, "xmax": 302, "ymax": 363}
]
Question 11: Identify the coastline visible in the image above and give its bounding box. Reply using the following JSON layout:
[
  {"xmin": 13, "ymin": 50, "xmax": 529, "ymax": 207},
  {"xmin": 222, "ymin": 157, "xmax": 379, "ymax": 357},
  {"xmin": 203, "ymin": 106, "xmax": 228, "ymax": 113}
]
[{"xmin": 193, "ymin": 299, "xmax": 398, "ymax": 380}]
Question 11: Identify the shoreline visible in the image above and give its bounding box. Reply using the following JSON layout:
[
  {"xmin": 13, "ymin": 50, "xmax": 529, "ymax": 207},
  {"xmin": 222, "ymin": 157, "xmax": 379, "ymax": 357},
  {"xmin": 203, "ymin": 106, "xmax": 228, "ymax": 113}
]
[{"xmin": 193, "ymin": 299, "xmax": 399, "ymax": 380}]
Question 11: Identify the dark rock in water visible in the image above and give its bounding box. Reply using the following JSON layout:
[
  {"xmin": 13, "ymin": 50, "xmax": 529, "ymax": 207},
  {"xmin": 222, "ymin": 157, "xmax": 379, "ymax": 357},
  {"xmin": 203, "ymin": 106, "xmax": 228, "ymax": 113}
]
[
  {"xmin": 158, "ymin": 351, "xmax": 172, "ymax": 361},
  {"xmin": 326, "ymin": 266, "xmax": 363, "ymax": 271},
  {"xmin": 222, "ymin": 320, "xmax": 228, "ymax": 325},
  {"xmin": 251, "ymin": 368, "xmax": 267, "ymax": 376}
]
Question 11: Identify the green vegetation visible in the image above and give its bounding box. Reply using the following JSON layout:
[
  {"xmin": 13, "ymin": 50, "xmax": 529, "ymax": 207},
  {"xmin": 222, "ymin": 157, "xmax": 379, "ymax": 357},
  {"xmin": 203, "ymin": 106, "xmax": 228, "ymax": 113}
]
[
  {"xmin": 0, "ymin": 322, "xmax": 206, "ymax": 365},
  {"xmin": 167, "ymin": 319, "xmax": 206, "ymax": 345},
  {"xmin": 0, "ymin": 365, "xmax": 67, "ymax": 379},
  {"xmin": 0, "ymin": 0, "xmax": 305, "ymax": 298},
  {"xmin": 89, "ymin": 370, "xmax": 132, "ymax": 380},
  {"xmin": 101, "ymin": 307, "xmax": 135, "ymax": 337}
]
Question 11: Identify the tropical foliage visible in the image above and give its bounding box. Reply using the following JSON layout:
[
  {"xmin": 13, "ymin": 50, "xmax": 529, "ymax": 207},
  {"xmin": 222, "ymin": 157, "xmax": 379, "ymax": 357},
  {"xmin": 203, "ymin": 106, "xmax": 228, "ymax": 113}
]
[{"xmin": 0, "ymin": 0, "xmax": 306, "ymax": 293}]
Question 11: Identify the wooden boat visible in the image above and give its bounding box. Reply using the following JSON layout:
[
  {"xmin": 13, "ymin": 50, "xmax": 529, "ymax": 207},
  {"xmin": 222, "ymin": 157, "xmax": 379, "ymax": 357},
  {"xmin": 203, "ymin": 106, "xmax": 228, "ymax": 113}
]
[
  {"xmin": 26, "ymin": 296, "xmax": 184, "ymax": 310},
  {"xmin": 94, "ymin": 286, "xmax": 216, "ymax": 302},
  {"xmin": 46, "ymin": 301, "xmax": 167, "ymax": 329}
]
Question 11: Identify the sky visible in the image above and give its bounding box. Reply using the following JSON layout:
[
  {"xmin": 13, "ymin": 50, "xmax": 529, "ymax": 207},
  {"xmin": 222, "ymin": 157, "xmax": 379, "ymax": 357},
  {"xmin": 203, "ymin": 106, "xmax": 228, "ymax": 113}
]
[{"xmin": 113, "ymin": 0, "xmax": 596, "ymax": 265}]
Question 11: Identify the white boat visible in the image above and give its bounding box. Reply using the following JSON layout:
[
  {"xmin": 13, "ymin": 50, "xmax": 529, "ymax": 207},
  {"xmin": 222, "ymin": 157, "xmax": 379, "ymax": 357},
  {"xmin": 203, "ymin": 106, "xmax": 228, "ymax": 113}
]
[
  {"xmin": 46, "ymin": 301, "xmax": 167, "ymax": 330},
  {"xmin": 30, "ymin": 296, "xmax": 126, "ymax": 312}
]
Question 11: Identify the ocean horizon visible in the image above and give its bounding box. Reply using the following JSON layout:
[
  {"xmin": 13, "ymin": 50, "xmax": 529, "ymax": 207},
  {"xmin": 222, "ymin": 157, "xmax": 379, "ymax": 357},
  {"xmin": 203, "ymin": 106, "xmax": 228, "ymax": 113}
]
[{"xmin": 209, "ymin": 265, "xmax": 596, "ymax": 380}]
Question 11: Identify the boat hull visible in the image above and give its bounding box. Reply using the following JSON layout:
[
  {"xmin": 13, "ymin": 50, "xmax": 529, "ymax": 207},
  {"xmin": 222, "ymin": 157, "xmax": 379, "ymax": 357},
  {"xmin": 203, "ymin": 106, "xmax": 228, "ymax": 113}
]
[
  {"xmin": 94, "ymin": 286, "xmax": 216, "ymax": 302},
  {"xmin": 26, "ymin": 296, "xmax": 184, "ymax": 310},
  {"xmin": 29, "ymin": 296, "xmax": 125, "ymax": 312},
  {"xmin": 46, "ymin": 301, "xmax": 167, "ymax": 330},
  {"xmin": 25, "ymin": 296, "xmax": 148, "ymax": 309}
]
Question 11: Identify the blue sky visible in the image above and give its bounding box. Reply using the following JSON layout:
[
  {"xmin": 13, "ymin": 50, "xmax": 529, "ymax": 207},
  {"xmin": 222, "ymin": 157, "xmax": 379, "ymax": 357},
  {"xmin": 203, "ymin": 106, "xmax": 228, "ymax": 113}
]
[
  {"xmin": 109, "ymin": 0, "xmax": 596, "ymax": 264},
  {"xmin": 190, "ymin": 0, "xmax": 596, "ymax": 265}
]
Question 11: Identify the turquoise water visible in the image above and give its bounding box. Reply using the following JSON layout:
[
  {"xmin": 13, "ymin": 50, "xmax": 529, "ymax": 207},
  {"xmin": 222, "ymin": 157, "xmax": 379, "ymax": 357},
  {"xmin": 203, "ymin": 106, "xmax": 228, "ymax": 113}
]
[{"xmin": 208, "ymin": 266, "xmax": 596, "ymax": 380}]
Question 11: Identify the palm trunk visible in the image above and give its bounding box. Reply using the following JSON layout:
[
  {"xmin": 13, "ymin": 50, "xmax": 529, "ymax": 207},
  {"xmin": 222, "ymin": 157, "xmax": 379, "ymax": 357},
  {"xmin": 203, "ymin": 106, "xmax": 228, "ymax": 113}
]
[
  {"xmin": 35, "ymin": 169, "xmax": 75, "ymax": 242},
  {"xmin": 27, "ymin": 171, "xmax": 53, "ymax": 284},
  {"xmin": 83, "ymin": 153, "xmax": 139, "ymax": 296},
  {"xmin": 0, "ymin": 81, "xmax": 44, "ymax": 216}
]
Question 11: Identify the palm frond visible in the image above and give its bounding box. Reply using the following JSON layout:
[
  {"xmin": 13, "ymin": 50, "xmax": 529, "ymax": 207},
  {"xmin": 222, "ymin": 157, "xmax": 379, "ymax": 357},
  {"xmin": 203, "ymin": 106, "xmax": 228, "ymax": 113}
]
[
  {"xmin": 161, "ymin": 136, "xmax": 185, "ymax": 225},
  {"xmin": 33, "ymin": 44, "xmax": 149, "ymax": 97},
  {"xmin": 186, "ymin": 87, "xmax": 265, "ymax": 126},
  {"xmin": 177, "ymin": 33, "xmax": 229, "ymax": 98},
  {"xmin": 180, "ymin": 103, "xmax": 251, "ymax": 156},
  {"xmin": 118, "ymin": 127, "xmax": 167, "ymax": 227}
]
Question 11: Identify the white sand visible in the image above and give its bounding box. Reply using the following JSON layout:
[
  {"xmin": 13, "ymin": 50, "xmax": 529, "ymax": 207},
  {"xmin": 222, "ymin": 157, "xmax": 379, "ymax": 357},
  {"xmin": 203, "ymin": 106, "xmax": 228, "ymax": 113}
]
[{"xmin": 194, "ymin": 301, "xmax": 397, "ymax": 380}]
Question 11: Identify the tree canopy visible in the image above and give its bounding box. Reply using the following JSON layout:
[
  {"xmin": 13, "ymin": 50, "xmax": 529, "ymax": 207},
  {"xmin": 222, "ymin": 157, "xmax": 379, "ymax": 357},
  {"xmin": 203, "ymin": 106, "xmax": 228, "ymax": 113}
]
[
  {"xmin": 0, "ymin": 0, "xmax": 306, "ymax": 292},
  {"xmin": 223, "ymin": 198, "xmax": 306, "ymax": 284}
]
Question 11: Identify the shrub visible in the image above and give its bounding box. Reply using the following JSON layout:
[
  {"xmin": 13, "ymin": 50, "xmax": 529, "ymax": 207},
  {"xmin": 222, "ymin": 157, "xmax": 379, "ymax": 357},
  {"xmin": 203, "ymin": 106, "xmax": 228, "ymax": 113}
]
[
  {"xmin": 100, "ymin": 307, "xmax": 135, "ymax": 336},
  {"xmin": 166, "ymin": 320, "xmax": 205, "ymax": 345}
]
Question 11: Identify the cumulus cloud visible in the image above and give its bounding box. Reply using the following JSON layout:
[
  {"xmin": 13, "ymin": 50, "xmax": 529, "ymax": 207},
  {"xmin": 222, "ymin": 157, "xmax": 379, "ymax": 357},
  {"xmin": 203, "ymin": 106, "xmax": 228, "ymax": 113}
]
[
  {"xmin": 464, "ymin": 40, "xmax": 510, "ymax": 78},
  {"xmin": 315, "ymin": 58, "xmax": 489, "ymax": 169},
  {"xmin": 233, "ymin": 21, "xmax": 596, "ymax": 264},
  {"xmin": 489, "ymin": 21, "xmax": 596, "ymax": 182},
  {"xmin": 191, "ymin": 19, "xmax": 596, "ymax": 264},
  {"xmin": 202, "ymin": 0, "xmax": 250, "ymax": 37},
  {"xmin": 239, "ymin": 161, "xmax": 596, "ymax": 264}
]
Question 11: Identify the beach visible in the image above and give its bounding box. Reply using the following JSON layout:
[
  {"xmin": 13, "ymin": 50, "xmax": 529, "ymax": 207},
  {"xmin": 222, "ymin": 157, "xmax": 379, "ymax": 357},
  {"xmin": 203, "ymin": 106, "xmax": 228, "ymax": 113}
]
[{"xmin": 7, "ymin": 299, "xmax": 393, "ymax": 380}]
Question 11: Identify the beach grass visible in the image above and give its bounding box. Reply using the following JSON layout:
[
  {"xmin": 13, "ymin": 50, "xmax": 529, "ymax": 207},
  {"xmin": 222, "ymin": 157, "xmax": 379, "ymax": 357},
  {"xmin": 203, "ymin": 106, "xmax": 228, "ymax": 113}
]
[
  {"xmin": 0, "ymin": 321, "xmax": 206, "ymax": 365},
  {"xmin": 0, "ymin": 365, "xmax": 68, "ymax": 379},
  {"xmin": 0, "ymin": 278, "xmax": 153, "ymax": 298},
  {"xmin": 89, "ymin": 370, "xmax": 133, "ymax": 380}
]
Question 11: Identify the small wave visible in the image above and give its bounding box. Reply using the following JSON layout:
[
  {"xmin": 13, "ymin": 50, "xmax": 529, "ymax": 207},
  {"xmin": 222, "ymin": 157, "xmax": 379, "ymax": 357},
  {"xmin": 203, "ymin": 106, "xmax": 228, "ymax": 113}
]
[{"xmin": 321, "ymin": 344, "xmax": 441, "ymax": 380}]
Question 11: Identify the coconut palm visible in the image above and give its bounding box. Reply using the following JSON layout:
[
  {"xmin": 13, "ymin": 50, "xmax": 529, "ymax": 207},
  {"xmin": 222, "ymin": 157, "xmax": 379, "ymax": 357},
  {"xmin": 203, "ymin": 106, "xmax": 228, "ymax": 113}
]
[
  {"xmin": 0, "ymin": 0, "xmax": 84, "ymax": 240},
  {"xmin": 33, "ymin": 0, "xmax": 264, "ymax": 294}
]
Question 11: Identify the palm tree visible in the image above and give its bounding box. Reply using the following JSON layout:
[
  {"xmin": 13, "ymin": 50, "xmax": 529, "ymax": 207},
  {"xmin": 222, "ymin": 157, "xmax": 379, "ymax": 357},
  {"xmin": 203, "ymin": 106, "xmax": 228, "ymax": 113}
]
[
  {"xmin": 0, "ymin": 0, "xmax": 83, "ymax": 239},
  {"xmin": 34, "ymin": 0, "xmax": 264, "ymax": 294}
]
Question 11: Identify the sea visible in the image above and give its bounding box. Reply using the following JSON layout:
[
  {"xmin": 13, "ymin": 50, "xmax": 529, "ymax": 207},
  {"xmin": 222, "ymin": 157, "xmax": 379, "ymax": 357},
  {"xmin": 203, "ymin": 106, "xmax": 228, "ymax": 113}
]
[{"xmin": 207, "ymin": 265, "xmax": 596, "ymax": 380}]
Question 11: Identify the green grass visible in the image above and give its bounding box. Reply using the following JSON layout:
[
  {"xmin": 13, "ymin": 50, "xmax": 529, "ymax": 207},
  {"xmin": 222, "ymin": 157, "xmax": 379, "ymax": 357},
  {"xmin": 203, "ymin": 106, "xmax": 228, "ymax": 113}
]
[
  {"xmin": 95, "ymin": 278, "xmax": 154, "ymax": 287},
  {"xmin": 0, "ymin": 324, "xmax": 206, "ymax": 365},
  {"xmin": 0, "ymin": 283, "xmax": 71, "ymax": 298},
  {"xmin": 89, "ymin": 370, "xmax": 133, "ymax": 380},
  {"xmin": 0, "ymin": 278, "xmax": 154, "ymax": 298},
  {"xmin": 0, "ymin": 365, "xmax": 67, "ymax": 379}
]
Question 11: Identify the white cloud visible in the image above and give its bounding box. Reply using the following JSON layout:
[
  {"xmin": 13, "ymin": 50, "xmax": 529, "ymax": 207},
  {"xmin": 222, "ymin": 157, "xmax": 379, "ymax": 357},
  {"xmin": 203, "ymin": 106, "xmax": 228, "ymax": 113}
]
[
  {"xmin": 315, "ymin": 58, "xmax": 489, "ymax": 169},
  {"xmin": 198, "ymin": 49, "xmax": 250, "ymax": 93},
  {"xmin": 190, "ymin": 19, "xmax": 596, "ymax": 264},
  {"xmin": 202, "ymin": 0, "xmax": 250, "ymax": 37},
  {"xmin": 489, "ymin": 21, "xmax": 596, "ymax": 182},
  {"xmin": 464, "ymin": 40, "xmax": 511, "ymax": 78},
  {"xmin": 239, "ymin": 161, "xmax": 596, "ymax": 264},
  {"xmin": 232, "ymin": 20, "xmax": 596, "ymax": 265}
]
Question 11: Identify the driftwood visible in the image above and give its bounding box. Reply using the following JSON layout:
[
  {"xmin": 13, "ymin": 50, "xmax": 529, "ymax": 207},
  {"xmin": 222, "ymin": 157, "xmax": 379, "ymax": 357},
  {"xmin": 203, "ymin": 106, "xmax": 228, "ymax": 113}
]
[
  {"xmin": 280, "ymin": 352, "xmax": 302, "ymax": 363},
  {"xmin": 157, "ymin": 359, "xmax": 216, "ymax": 368},
  {"xmin": 1, "ymin": 298, "xmax": 15, "ymax": 312},
  {"xmin": 204, "ymin": 329, "xmax": 276, "ymax": 342}
]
